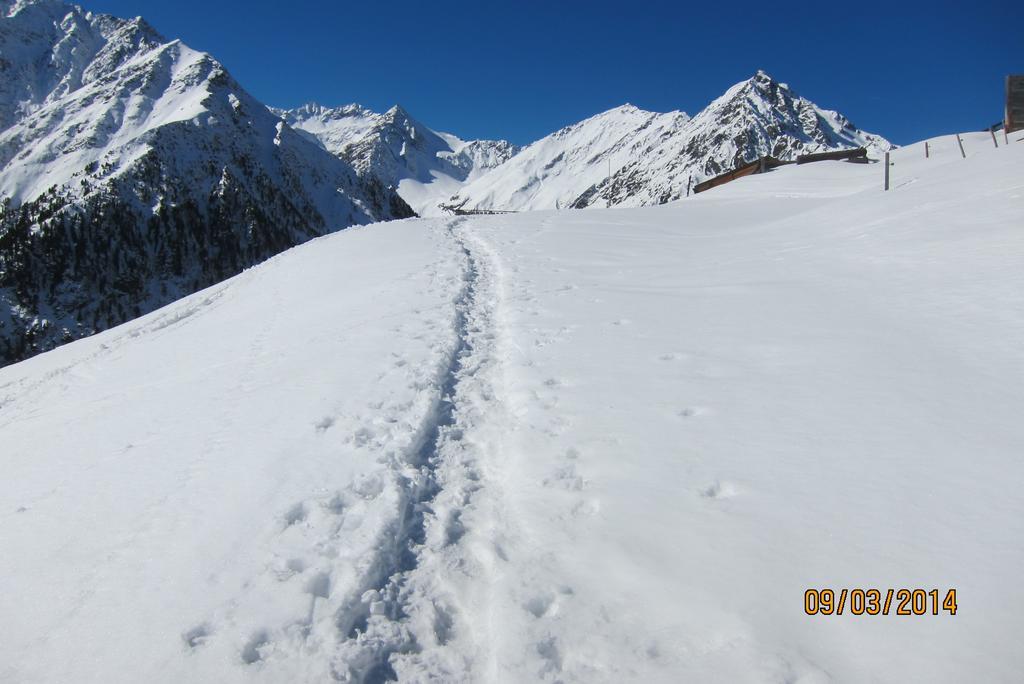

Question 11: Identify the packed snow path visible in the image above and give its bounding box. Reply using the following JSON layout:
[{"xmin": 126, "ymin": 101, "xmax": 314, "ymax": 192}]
[{"xmin": 2, "ymin": 133, "xmax": 1024, "ymax": 682}]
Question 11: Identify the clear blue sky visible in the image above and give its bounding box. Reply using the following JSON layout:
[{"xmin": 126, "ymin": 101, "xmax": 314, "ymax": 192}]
[{"xmin": 84, "ymin": 0, "xmax": 1021, "ymax": 145}]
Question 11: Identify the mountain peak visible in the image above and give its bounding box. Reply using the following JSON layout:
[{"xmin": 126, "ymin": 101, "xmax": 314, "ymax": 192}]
[
  {"xmin": 286, "ymin": 102, "xmax": 369, "ymax": 119},
  {"xmin": 607, "ymin": 103, "xmax": 646, "ymax": 115},
  {"xmin": 384, "ymin": 104, "xmax": 414, "ymax": 121},
  {"xmin": 744, "ymin": 69, "xmax": 787, "ymax": 92},
  {"xmin": 126, "ymin": 14, "xmax": 162, "ymax": 36},
  {"xmin": 709, "ymin": 70, "xmax": 793, "ymax": 107}
]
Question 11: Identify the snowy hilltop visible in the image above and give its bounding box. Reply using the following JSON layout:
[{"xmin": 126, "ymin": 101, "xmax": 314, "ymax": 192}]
[
  {"xmin": 449, "ymin": 71, "xmax": 892, "ymax": 212},
  {"xmin": 0, "ymin": 0, "xmax": 413, "ymax": 365},
  {"xmin": 2, "ymin": 132, "xmax": 1021, "ymax": 682},
  {"xmin": 274, "ymin": 103, "xmax": 519, "ymax": 217}
]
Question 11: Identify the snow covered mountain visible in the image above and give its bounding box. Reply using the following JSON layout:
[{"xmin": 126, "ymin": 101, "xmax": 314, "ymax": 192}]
[
  {"xmin": 274, "ymin": 103, "xmax": 519, "ymax": 216},
  {"xmin": 444, "ymin": 104, "xmax": 693, "ymax": 212},
  {"xmin": 0, "ymin": 0, "xmax": 413, "ymax": 366},
  {"xmin": 603, "ymin": 70, "xmax": 893, "ymax": 207},
  {"xmin": 451, "ymin": 71, "xmax": 892, "ymax": 211}
]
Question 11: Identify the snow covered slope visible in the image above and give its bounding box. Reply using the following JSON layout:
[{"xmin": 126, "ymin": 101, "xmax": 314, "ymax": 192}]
[
  {"xmin": 274, "ymin": 103, "xmax": 519, "ymax": 216},
  {"xmin": 2, "ymin": 132, "xmax": 1021, "ymax": 682},
  {"xmin": 0, "ymin": 0, "xmax": 413, "ymax": 365},
  {"xmin": 445, "ymin": 104, "xmax": 692, "ymax": 212},
  {"xmin": 451, "ymin": 71, "xmax": 891, "ymax": 211}
]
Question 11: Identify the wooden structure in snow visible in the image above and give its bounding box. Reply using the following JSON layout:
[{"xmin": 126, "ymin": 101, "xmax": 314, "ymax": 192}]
[
  {"xmin": 694, "ymin": 146, "xmax": 872, "ymax": 195},
  {"xmin": 1006, "ymin": 75, "xmax": 1024, "ymax": 134},
  {"xmin": 438, "ymin": 201, "xmax": 517, "ymax": 216},
  {"xmin": 796, "ymin": 147, "xmax": 868, "ymax": 164},
  {"xmin": 692, "ymin": 156, "xmax": 789, "ymax": 194}
]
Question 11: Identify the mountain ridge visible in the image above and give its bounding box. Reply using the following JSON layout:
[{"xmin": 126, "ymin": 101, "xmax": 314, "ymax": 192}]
[
  {"xmin": 273, "ymin": 101, "xmax": 520, "ymax": 216},
  {"xmin": 0, "ymin": 0, "xmax": 413, "ymax": 365},
  {"xmin": 289, "ymin": 70, "xmax": 891, "ymax": 215},
  {"xmin": 450, "ymin": 70, "xmax": 892, "ymax": 212}
]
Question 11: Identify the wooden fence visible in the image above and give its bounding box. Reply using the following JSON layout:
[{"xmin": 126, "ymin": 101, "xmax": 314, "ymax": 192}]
[{"xmin": 438, "ymin": 201, "xmax": 517, "ymax": 216}]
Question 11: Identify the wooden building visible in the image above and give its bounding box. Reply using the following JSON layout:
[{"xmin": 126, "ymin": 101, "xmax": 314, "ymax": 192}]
[
  {"xmin": 692, "ymin": 156, "xmax": 790, "ymax": 194},
  {"xmin": 693, "ymin": 146, "xmax": 872, "ymax": 195},
  {"xmin": 796, "ymin": 147, "xmax": 868, "ymax": 164},
  {"xmin": 1008, "ymin": 75, "xmax": 1024, "ymax": 134}
]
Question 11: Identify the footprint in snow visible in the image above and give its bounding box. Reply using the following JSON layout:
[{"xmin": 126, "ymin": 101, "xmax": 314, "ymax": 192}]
[
  {"xmin": 571, "ymin": 498, "xmax": 601, "ymax": 518},
  {"xmin": 524, "ymin": 593, "xmax": 557, "ymax": 618},
  {"xmin": 182, "ymin": 624, "xmax": 211, "ymax": 650},
  {"xmin": 536, "ymin": 636, "xmax": 563, "ymax": 675},
  {"xmin": 283, "ymin": 502, "xmax": 307, "ymax": 528},
  {"xmin": 350, "ymin": 426, "xmax": 375, "ymax": 447},
  {"xmin": 543, "ymin": 464, "xmax": 585, "ymax": 491},
  {"xmin": 524, "ymin": 586, "xmax": 573, "ymax": 619},
  {"xmin": 305, "ymin": 571, "xmax": 331, "ymax": 599},
  {"xmin": 443, "ymin": 510, "xmax": 466, "ymax": 546},
  {"xmin": 241, "ymin": 630, "xmax": 271, "ymax": 665},
  {"xmin": 701, "ymin": 480, "xmax": 739, "ymax": 500},
  {"xmin": 325, "ymin": 492, "xmax": 347, "ymax": 515},
  {"xmin": 432, "ymin": 604, "xmax": 455, "ymax": 645},
  {"xmin": 678, "ymin": 406, "xmax": 710, "ymax": 418}
]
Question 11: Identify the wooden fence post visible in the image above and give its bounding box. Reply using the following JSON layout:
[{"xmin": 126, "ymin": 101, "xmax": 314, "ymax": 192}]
[
  {"xmin": 956, "ymin": 134, "xmax": 966, "ymax": 158},
  {"xmin": 884, "ymin": 151, "xmax": 891, "ymax": 191},
  {"xmin": 991, "ymin": 129, "xmax": 999, "ymax": 148},
  {"xmin": 686, "ymin": 175, "xmax": 692, "ymax": 197},
  {"xmin": 925, "ymin": 141, "xmax": 930, "ymax": 158}
]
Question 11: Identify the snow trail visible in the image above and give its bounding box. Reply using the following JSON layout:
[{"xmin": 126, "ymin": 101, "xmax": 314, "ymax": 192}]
[{"xmin": 330, "ymin": 219, "xmax": 505, "ymax": 682}]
